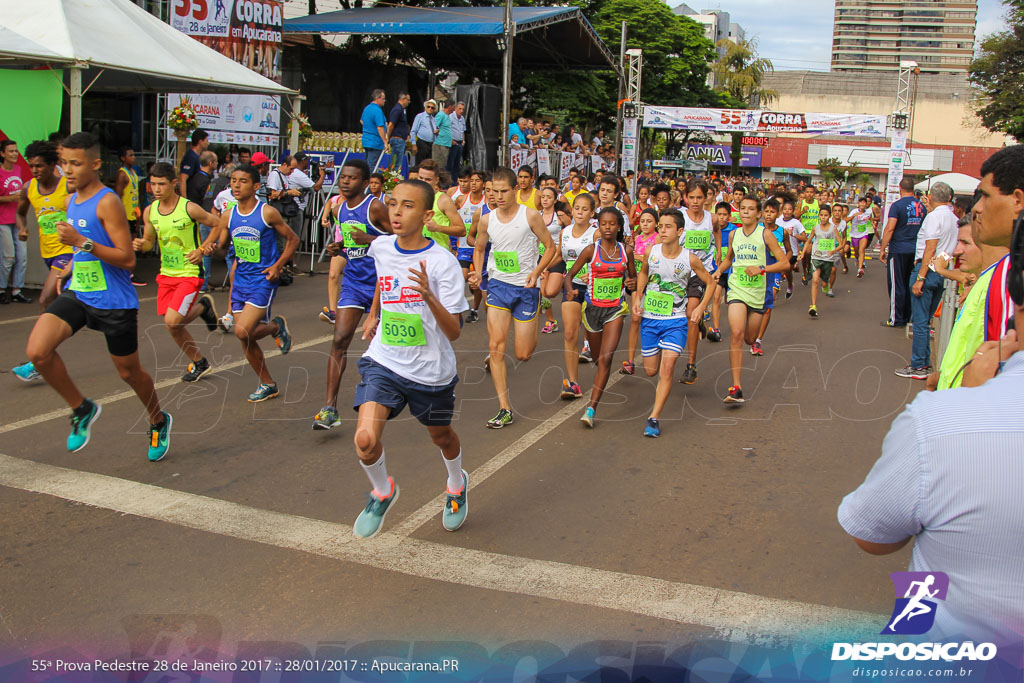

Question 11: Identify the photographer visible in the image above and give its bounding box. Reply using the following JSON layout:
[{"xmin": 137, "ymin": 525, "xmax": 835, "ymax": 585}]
[{"xmin": 266, "ymin": 155, "xmax": 302, "ymax": 273}]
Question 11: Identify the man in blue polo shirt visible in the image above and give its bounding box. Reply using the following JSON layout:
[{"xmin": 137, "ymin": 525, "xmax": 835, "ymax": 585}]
[
  {"xmin": 360, "ymin": 89, "xmax": 389, "ymax": 173},
  {"xmin": 879, "ymin": 177, "xmax": 926, "ymax": 328}
]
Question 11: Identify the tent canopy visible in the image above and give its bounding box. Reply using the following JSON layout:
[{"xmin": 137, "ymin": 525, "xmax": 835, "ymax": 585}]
[
  {"xmin": 915, "ymin": 172, "xmax": 980, "ymax": 195},
  {"xmin": 284, "ymin": 6, "xmax": 617, "ymax": 71},
  {"xmin": 0, "ymin": 0, "xmax": 295, "ymax": 96}
]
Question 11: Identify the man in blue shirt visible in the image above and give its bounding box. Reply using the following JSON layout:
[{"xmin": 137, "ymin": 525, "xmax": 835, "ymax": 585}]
[
  {"xmin": 386, "ymin": 92, "xmax": 411, "ymax": 173},
  {"xmin": 410, "ymin": 100, "xmax": 437, "ymax": 166},
  {"xmin": 432, "ymin": 101, "xmax": 454, "ymax": 171},
  {"xmin": 447, "ymin": 101, "xmax": 467, "ymax": 175},
  {"xmin": 360, "ymin": 89, "xmax": 389, "ymax": 173},
  {"xmin": 178, "ymin": 128, "xmax": 208, "ymax": 198},
  {"xmin": 879, "ymin": 177, "xmax": 926, "ymax": 327}
]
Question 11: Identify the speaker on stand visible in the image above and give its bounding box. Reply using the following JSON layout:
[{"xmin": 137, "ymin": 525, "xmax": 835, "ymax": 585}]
[{"xmin": 456, "ymin": 83, "xmax": 500, "ymax": 170}]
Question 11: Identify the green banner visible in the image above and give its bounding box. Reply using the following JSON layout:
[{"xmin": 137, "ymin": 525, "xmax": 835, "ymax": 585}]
[{"xmin": 0, "ymin": 68, "xmax": 63, "ymax": 153}]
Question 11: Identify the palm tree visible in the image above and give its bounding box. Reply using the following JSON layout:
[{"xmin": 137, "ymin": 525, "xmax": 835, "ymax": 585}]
[{"xmin": 712, "ymin": 39, "xmax": 778, "ymax": 174}]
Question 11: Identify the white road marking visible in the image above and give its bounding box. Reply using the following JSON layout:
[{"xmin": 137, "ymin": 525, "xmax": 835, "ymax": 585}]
[
  {"xmin": 0, "ymin": 296, "xmax": 158, "ymax": 326},
  {"xmin": 0, "ymin": 453, "xmax": 882, "ymax": 644},
  {"xmin": 0, "ymin": 334, "xmax": 334, "ymax": 435}
]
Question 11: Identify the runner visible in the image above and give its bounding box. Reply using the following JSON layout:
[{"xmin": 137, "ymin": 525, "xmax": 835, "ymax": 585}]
[
  {"xmin": 620, "ymin": 208, "xmax": 658, "ymax": 375},
  {"xmin": 556, "ymin": 193, "xmax": 598, "ymax": 398},
  {"xmin": 11, "ymin": 141, "xmax": 73, "ymax": 382},
  {"xmin": 847, "ymin": 196, "xmax": 874, "ymax": 277},
  {"xmin": 515, "ymin": 165, "xmax": 542, "ymax": 210},
  {"xmin": 317, "ymin": 191, "xmax": 344, "ymax": 325},
  {"xmin": 132, "ymin": 162, "xmax": 221, "ymax": 382},
  {"xmin": 707, "ymin": 200, "xmax": 735, "ymax": 343},
  {"xmin": 538, "ymin": 187, "xmax": 568, "ymax": 333},
  {"xmin": 651, "ymin": 183, "xmax": 672, "ymax": 212},
  {"xmin": 470, "ymin": 167, "xmax": 557, "ymax": 428},
  {"xmin": 415, "ymin": 160, "xmax": 464, "ymax": 251},
  {"xmin": 466, "ymin": 176, "xmax": 497, "ymax": 319},
  {"xmin": 455, "ymin": 169, "xmax": 487, "ymax": 323},
  {"xmin": 114, "ymin": 146, "xmax": 145, "ymax": 286},
  {"xmin": 678, "ymin": 178, "xmax": 720, "ymax": 383},
  {"xmin": 23, "ymin": 132, "xmax": 171, "ymax": 460},
  {"xmin": 630, "ymin": 184, "xmax": 651, "ymax": 229},
  {"xmin": 563, "ymin": 174, "xmax": 587, "ymax": 207},
  {"xmin": 313, "ymin": 159, "xmax": 391, "ymax": 430},
  {"xmin": 637, "ymin": 209, "xmax": 715, "ymax": 437},
  {"xmin": 595, "ymin": 176, "xmax": 630, "ymax": 239},
  {"xmin": 795, "ymin": 185, "xmax": 820, "ymax": 281},
  {"xmin": 801, "ymin": 204, "xmax": 845, "ymax": 318},
  {"xmin": 713, "ymin": 196, "xmax": 789, "ymax": 403},
  {"xmin": 212, "ymin": 178, "xmax": 240, "ymax": 332},
  {"xmin": 778, "ymin": 199, "xmax": 804, "ymax": 298},
  {"xmin": 828, "ymin": 201, "xmax": 849, "ymax": 292},
  {"xmin": 447, "ymin": 168, "xmax": 470, "ymax": 201},
  {"xmin": 564, "ymin": 208, "xmax": 636, "ymax": 427},
  {"xmin": 367, "ymin": 173, "xmax": 386, "ymax": 203},
  {"xmin": 350, "ymin": 179, "xmax": 470, "ymax": 538},
  {"xmin": 218, "ymin": 164, "xmax": 298, "ymax": 402},
  {"xmin": 752, "ymin": 198, "xmax": 792, "ymax": 355}
]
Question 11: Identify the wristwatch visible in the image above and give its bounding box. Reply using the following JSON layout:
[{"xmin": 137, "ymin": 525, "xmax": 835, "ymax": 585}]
[
  {"xmin": 759, "ymin": 265, "xmax": 767, "ymax": 275},
  {"xmin": 917, "ymin": 273, "xmax": 926, "ymax": 281},
  {"xmin": 80, "ymin": 239, "xmax": 95, "ymax": 253}
]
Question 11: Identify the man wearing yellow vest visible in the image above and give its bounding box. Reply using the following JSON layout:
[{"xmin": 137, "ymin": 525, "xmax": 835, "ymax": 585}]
[{"xmin": 132, "ymin": 162, "xmax": 222, "ymax": 383}]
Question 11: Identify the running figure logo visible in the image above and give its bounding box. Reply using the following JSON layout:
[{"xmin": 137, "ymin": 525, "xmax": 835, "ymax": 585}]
[{"xmin": 883, "ymin": 572, "xmax": 949, "ymax": 635}]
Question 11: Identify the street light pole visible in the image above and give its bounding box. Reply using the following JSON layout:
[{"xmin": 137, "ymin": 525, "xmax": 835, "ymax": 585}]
[{"xmin": 499, "ymin": 0, "xmax": 514, "ymax": 168}]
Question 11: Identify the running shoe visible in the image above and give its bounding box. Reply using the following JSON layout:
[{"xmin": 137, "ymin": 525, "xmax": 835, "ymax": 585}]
[
  {"xmin": 218, "ymin": 312, "xmax": 235, "ymax": 333},
  {"xmin": 12, "ymin": 361, "xmax": 40, "ymax": 382},
  {"xmin": 680, "ymin": 363, "xmax": 698, "ymax": 384},
  {"xmin": 181, "ymin": 357, "xmax": 212, "ymax": 383},
  {"xmin": 148, "ymin": 411, "xmax": 172, "ymax": 462},
  {"xmin": 698, "ymin": 318, "xmax": 708, "ymax": 340},
  {"xmin": 197, "ymin": 294, "xmax": 218, "ymax": 331},
  {"xmin": 353, "ymin": 479, "xmax": 399, "ymax": 539},
  {"xmin": 894, "ymin": 365, "xmax": 931, "ymax": 380},
  {"xmin": 643, "ymin": 417, "xmax": 660, "ymax": 438},
  {"xmin": 272, "ymin": 315, "xmax": 291, "ymax": 354},
  {"xmin": 319, "ymin": 307, "xmax": 336, "ymax": 324},
  {"xmin": 724, "ymin": 385, "xmax": 745, "ymax": 404},
  {"xmin": 67, "ymin": 399, "xmax": 102, "ymax": 452},
  {"xmin": 442, "ymin": 469, "xmax": 469, "ymax": 532},
  {"xmin": 619, "ymin": 360, "xmax": 635, "ymax": 375},
  {"xmin": 801, "ymin": 272, "xmax": 809, "ymax": 285},
  {"xmin": 312, "ymin": 406, "xmax": 342, "ymax": 430},
  {"xmin": 130, "ymin": 274, "xmax": 147, "ymax": 287},
  {"xmin": 857, "ymin": 268, "xmax": 865, "ymax": 278},
  {"xmin": 579, "ymin": 343, "xmax": 593, "ymax": 363},
  {"xmin": 541, "ymin": 320, "xmax": 559, "ymax": 334},
  {"xmin": 707, "ymin": 327, "xmax": 722, "ymax": 342},
  {"xmin": 9, "ymin": 291, "xmax": 32, "ymax": 303},
  {"xmin": 879, "ymin": 320, "xmax": 904, "ymax": 328},
  {"xmin": 821, "ymin": 285, "xmax": 830, "ymax": 295},
  {"xmin": 248, "ymin": 383, "xmax": 279, "ymax": 403},
  {"xmin": 466, "ymin": 309, "xmax": 480, "ymax": 323},
  {"xmin": 0, "ymin": 292, "xmax": 8, "ymax": 304},
  {"xmin": 809, "ymin": 305, "xmax": 818, "ymax": 317},
  {"xmin": 786, "ymin": 287, "xmax": 793, "ymax": 300},
  {"xmin": 486, "ymin": 408, "xmax": 514, "ymax": 429},
  {"xmin": 540, "ymin": 297, "xmax": 552, "ymax": 311},
  {"xmin": 825, "ymin": 288, "xmax": 836, "ymax": 298},
  {"xmin": 560, "ymin": 379, "xmax": 583, "ymax": 399},
  {"xmin": 702, "ymin": 308, "xmax": 711, "ymax": 324},
  {"xmin": 580, "ymin": 406, "xmax": 595, "ymax": 428},
  {"xmin": 751, "ymin": 340, "xmax": 764, "ymax": 356}
]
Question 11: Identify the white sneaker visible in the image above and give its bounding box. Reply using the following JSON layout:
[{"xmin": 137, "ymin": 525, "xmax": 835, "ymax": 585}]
[{"xmin": 218, "ymin": 312, "xmax": 234, "ymax": 333}]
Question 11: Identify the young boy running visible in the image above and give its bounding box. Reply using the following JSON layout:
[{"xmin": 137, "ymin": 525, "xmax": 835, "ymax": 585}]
[
  {"xmin": 707, "ymin": 201, "xmax": 735, "ymax": 343},
  {"xmin": 801, "ymin": 204, "xmax": 845, "ymax": 318},
  {"xmin": 713, "ymin": 196, "xmax": 789, "ymax": 404},
  {"xmin": 455, "ymin": 169, "xmax": 487, "ymax": 322},
  {"xmin": 351, "ymin": 179, "xmax": 470, "ymax": 538},
  {"xmin": 218, "ymin": 165, "xmax": 298, "ymax": 402},
  {"xmin": 470, "ymin": 167, "xmax": 557, "ymax": 428},
  {"xmin": 313, "ymin": 159, "xmax": 391, "ymax": 430},
  {"xmin": 12, "ymin": 140, "xmax": 73, "ymax": 382},
  {"xmin": 24, "ymin": 133, "xmax": 171, "ymax": 460},
  {"xmin": 795, "ymin": 186, "xmax": 820, "ymax": 281},
  {"xmin": 828, "ymin": 202, "xmax": 849, "ymax": 291},
  {"xmin": 637, "ymin": 209, "xmax": 714, "ymax": 437},
  {"xmin": 133, "ymin": 162, "xmax": 221, "ymax": 382},
  {"xmin": 751, "ymin": 198, "xmax": 792, "ymax": 355},
  {"xmin": 678, "ymin": 178, "xmax": 720, "ymax": 383}
]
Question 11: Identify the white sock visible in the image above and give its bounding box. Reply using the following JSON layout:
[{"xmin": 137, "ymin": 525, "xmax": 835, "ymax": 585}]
[
  {"xmin": 442, "ymin": 450, "xmax": 464, "ymax": 492},
  {"xmin": 361, "ymin": 452, "xmax": 392, "ymax": 497}
]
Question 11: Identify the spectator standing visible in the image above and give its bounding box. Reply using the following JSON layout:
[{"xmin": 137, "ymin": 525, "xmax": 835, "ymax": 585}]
[
  {"xmin": 447, "ymin": 101, "xmax": 466, "ymax": 175},
  {"xmin": 410, "ymin": 100, "xmax": 437, "ymax": 166},
  {"xmin": 432, "ymin": 101, "xmax": 454, "ymax": 170},
  {"xmin": 250, "ymin": 152, "xmax": 272, "ymax": 202},
  {"xmin": 178, "ymin": 128, "xmax": 208, "ymax": 198},
  {"xmin": 895, "ymin": 181, "xmax": 958, "ymax": 379},
  {"xmin": 0, "ymin": 139, "xmax": 27, "ymax": 303},
  {"xmin": 265, "ymin": 155, "xmax": 301, "ymax": 269},
  {"xmin": 386, "ymin": 92, "xmax": 411, "ymax": 173},
  {"xmin": 237, "ymin": 148, "xmax": 252, "ymax": 166},
  {"xmin": 508, "ymin": 117, "xmax": 525, "ymax": 144},
  {"xmin": 360, "ymin": 89, "xmax": 389, "ymax": 173},
  {"xmin": 187, "ymin": 151, "xmax": 217, "ymax": 205},
  {"xmin": 880, "ymin": 177, "xmax": 926, "ymax": 328}
]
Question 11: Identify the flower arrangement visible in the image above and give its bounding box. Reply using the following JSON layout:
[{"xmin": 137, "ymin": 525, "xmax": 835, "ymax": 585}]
[
  {"xmin": 381, "ymin": 168, "xmax": 403, "ymax": 193},
  {"xmin": 289, "ymin": 114, "xmax": 314, "ymax": 140},
  {"xmin": 168, "ymin": 96, "xmax": 198, "ymax": 133}
]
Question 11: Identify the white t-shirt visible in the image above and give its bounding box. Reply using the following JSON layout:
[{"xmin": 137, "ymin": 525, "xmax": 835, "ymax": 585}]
[
  {"xmin": 847, "ymin": 208, "xmax": 874, "ymax": 238},
  {"xmin": 214, "ymin": 187, "xmax": 236, "ymax": 214},
  {"xmin": 778, "ymin": 217, "xmax": 804, "ymax": 254},
  {"xmin": 364, "ymin": 236, "xmax": 469, "ymax": 386},
  {"xmin": 287, "ymin": 167, "xmax": 315, "ymax": 210},
  {"xmin": 915, "ymin": 204, "xmax": 958, "ymax": 260},
  {"xmin": 485, "ymin": 204, "xmax": 539, "ymax": 287}
]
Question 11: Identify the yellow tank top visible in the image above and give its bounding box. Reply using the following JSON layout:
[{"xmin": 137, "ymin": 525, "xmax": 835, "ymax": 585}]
[
  {"xmin": 565, "ymin": 189, "xmax": 587, "ymax": 206},
  {"xmin": 150, "ymin": 196, "xmax": 201, "ymax": 278},
  {"xmin": 120, "ymin": 166, "xmax": 140, "ymax": 220},
  {"xmin": 27, "ymin": 176, "xmax": 71, "ymax": 259},
  {"xmin": 516, "ymin": 187, "xmax": 537, "ymax": 208},
  {"xmin": 423, "ymin": 191, "xmax": 451, "ymax": 250}
]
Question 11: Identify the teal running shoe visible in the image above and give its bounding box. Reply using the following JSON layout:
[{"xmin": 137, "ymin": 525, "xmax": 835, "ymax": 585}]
[
  {"xmin": 312, "ymin": 406, "xmax": 341, "ymax": 430},
  {"xmin": 67, "ymin": 400, "xmax": 102, "ymax": 452},
  {"xmin": 354, "ymin": 480, "xmax": 399, "ymax": 539},
  {"xmin": 272, "ymin": 315, "xmax": 291, "ymax": 354},
  {"xmin": 148, "ymin": 411, "xmax": 173, "ymax": 462},
  {"xmin": 12, "ymin": 361, "xmax": 40, "ymax": 382},
  {"xmin": 580, "ymin": 406, "xmax": 595, "ymax": 428},
  {"xmin": 248, "ymin": 383, "xmax": 279, "ymax": 403},
  {"xmin": 442, "ymin": 469, "xmax": 469, "ymax": 532},
  {"xmin": 644, "ymin": 417, "xmax": 660, "ymax": 438}
]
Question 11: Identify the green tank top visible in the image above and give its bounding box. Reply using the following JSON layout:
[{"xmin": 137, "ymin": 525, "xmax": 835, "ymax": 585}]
[
  {"xmin": 424, "ymin": 191, "xmax": 451, "ymax": 250},
  {"xmin": 150, "ymin": 196, "xmax": 201, "ymax": 278},
  {"xmin": 800, "ymin": 200, "xmax": 820, "ymax": 233},
  {"xmin": 726, "ymin": 225, "xmax": 768, "ymax": 310},
  {"xmin": 937, "ymin": 264, "xmax": 996, "ymax": 390}
]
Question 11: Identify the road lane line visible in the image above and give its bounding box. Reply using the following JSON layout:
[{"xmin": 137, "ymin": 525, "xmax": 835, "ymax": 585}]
[
  {"xmin": 0, "ymin": 334, "xmax": 334, "ymax": 435},
  {"xmin": 0, "ymin": 452, "xmax": 882, "ymax": 644}
]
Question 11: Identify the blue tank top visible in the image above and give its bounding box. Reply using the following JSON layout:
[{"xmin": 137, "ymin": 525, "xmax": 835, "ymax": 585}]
[
  {"xmin": 338, "ymin": 195, "xmax": 386, "ymax": 286},
  {"xmin": 67, "ymin": 187, "xmax": 138, "ymax": 310},
  {"xmin": 229, "ymin": 201, "xmax": 279, "ymax": 284}
]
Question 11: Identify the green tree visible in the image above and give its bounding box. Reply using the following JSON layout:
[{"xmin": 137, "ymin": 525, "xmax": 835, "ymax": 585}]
[
  {"xmin": 969, "ymin": 0, "xmax": 1024, "ymax": 139},
  {"xmin": 816, "ymin": 158, "xmax": 869, "ymax": 188},
  {"xmin": 712, "ymin": 38, "xmax": 777, "ymax": 174}
]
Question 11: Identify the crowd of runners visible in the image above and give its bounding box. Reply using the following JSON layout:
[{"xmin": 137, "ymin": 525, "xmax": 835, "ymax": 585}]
[{"xmin": 6, "ymin": 130, "xmax": 1022, "ymax": 540}]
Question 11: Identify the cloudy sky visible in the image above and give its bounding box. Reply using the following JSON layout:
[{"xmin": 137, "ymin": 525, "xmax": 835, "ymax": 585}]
[{"xmin": 693, "ymin": 0, "xmax": 1009, "ymax": 71}]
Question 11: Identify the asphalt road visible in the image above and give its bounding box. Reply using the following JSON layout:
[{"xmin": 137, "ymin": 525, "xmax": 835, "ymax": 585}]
[{"xmin": 0, "ymin": 251, "xmax": 925, "ymax": 664}]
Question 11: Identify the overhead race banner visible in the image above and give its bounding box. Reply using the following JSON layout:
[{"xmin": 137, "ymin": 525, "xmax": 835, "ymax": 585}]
[{"xmin": 643, "ymin": 107, "xmax": 888, "ymax": 138}]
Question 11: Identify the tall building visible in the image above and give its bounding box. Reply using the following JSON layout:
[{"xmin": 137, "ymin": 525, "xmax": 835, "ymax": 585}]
[{"xmin": 831, "ymin": 0, "xmax": 977, "ymax": 74}]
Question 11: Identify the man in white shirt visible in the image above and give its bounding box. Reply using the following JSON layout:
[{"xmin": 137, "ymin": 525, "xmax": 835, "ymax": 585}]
[{"xmin": 896, "ymin": 181, "xmax": 959, "ymax": 379}]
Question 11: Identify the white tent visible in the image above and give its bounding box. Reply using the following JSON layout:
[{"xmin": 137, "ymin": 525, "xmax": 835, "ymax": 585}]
[
  {"xmin": 915, "ymin": 172, "xmax": 981, "ymax": 196},
  {"xmin": 0, "ymin": 0, "xmax": 297, "ymax": 133}
]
